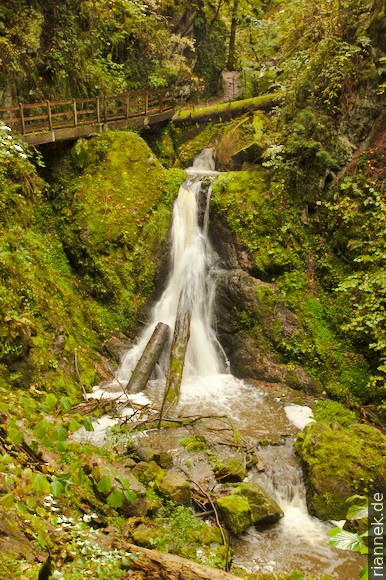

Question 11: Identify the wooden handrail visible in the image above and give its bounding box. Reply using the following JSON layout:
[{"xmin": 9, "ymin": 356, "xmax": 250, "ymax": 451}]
[{"xmin": 0, "ymin": 89, "xmax": 174, "ymax": 137}]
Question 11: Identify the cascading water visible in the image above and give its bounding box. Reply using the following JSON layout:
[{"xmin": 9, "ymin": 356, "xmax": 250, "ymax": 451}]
[
  {"xmin": 92, "ymin": 150, "xmax": 365, "ymax": 579},
  {"xmin": 112, "ymin": 148, "xmax": 224, "ymax": 389}
]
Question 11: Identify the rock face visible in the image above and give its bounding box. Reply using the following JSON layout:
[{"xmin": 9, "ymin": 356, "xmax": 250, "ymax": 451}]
[
  {"xmin": 214, "ymin": 268, "xmax": 322, "ymax": 393},
  {"xmin": 295, "ymin": 421, "xmax": 386, "ymax": 520}
]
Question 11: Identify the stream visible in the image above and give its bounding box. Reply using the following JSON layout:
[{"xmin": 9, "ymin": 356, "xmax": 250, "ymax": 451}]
[{"xmin": 87, "ymin": 150, "xmax": 365, "ymax": 578}]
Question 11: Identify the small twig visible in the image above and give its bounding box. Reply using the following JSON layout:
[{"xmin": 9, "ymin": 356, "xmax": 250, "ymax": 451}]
[{"xmin": 196, "ymin": 510, "xmax": 215, "ymax": 518}]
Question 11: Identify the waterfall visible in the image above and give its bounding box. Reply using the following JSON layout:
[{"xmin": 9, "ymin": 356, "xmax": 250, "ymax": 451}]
[
  {"xmin": 114, "ymin": 148, "xmax": 224, "ymax": 390},
  {"xmin": 83, "ymin": 149, "xmax": 364, "ymax": 579}
]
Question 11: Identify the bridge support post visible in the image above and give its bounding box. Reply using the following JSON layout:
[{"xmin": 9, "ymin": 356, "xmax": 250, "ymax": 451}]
[
  {"xmin": 19, "ymin": 103, "xmax": 25, "ymax": 135},
  {"xmin": 46, "ymin": 100, "xmax": 53, "ymax": 131},
  {"xmin": 96, "ymin": 97, "xmax": 101, "ymax": 123},
  {"xmin": 72, "ymin": 99, "xmax": 78, "ymax": 127},
  {"xmin": 103, "ymin": 96, "xmax": 107, "ymax": 123}
]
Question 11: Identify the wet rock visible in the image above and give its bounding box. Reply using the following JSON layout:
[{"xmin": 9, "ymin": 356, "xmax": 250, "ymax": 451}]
[
  {"xmin": 213, "ymin": 459, "xmax": 247, "ymax": 483},
  {"xmin": 103, "ymin": 332, "xmax": 132, "ymax": 363},
  {"xmin": 285, "ymin": 367, "xmax": 323, "ymax": 395},
  {"xmin": 230, "ymin": 336, "xmax": 285, "ymax": 382},
  {"xmin": 156, "ymin": 451, "xmax": 174, "ymax": 469},
  {"xmin": 158, "ymin": 471, "xmax": 192, "ymax": 505},
  {"xmin": 214, "ymin": 269, "xmax": 322, "ymax": 393},
  {"xmin": 216, "ymin": 494, "xmax": 252, "ymax": 535},
  {"xmin": 295, "ymin": 421, "xmax": 386, "ymax": 520},
  {"xmin": 129, "ymin": 439, "xmax": 157, "ymax": 463},
  {"xmin": 233, "ymin": 482, "xmax": 284, "ymax": 525}
]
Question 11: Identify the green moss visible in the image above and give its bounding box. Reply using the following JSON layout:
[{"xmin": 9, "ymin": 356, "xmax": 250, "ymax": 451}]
[
  {"xmin": 152, "ymin": 503, "xmax": 227, "ymax": 568},
  {"xmin": 180, "ymin": 436, "xmax": 207, "ymax": 452},
  {"xmin": 295, "ymin": 421, "xmax": 386, "ymax": 520},
  {"xmin": 132, "ymin": 461, "xmax": 166, "ymax": 487},
  {"xmin": 216, "ymin": 494, "xmax": 252, "ymax": 535},
  {"xmin": 213, "ymin": 459, "xmax": 247, "ymax": 483},
  {"xmin": 174, "ymin": 92, "xmax": 284, "ymax": 122},
  {"xmin": 312, "ymin": 400, "xmax": 358, "ymax": 427},
  {"xmin": 212, "ymin": 170, "xmax": 306, "ymax": 278}
]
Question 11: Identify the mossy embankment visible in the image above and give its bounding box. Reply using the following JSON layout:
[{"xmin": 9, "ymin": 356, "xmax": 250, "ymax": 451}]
[{"xmin": 0, "ymin": 129, "xmax": 185, "ymax": 397}]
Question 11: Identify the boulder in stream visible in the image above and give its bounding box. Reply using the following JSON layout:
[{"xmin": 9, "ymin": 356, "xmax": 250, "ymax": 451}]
[
  {"xmin": 213, "ymin": 459, "xmax": 247, "ymax": 483},
  {"xmin": 158, "ymin": 471, "xmax": 192, "ymax": 505},
  {"xmin": 216, "ymin": 494, "xmax": 252, "ymax": 535},
  {"xmin": 233, "ymin": 482, "xmax": 284, "ymax": 525},
  {"xmin": 295, "ymin": 420, "xmax": 386, "ymax": 520}
]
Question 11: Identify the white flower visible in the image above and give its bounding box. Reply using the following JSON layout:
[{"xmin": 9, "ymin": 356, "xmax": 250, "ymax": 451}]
[{"xmin": 13, "ymin": 144, "xmax": 24, "ymax": 152}]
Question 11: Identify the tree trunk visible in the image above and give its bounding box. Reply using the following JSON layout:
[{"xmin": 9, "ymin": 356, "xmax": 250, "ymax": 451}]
[
  {"xmin": 227, "ymin": 0, "xmax": 239, "ymax": 70},
  {"xmin": 124, "ymin": 543, "xmax": 239, "ymax": 579},
  {"xmin": 127, "ymin": 322, "xmax": 170, "ymax": 393},
  {"xmin": 159, "ymin": 294, "xmax": 191, "ymax": 422}
]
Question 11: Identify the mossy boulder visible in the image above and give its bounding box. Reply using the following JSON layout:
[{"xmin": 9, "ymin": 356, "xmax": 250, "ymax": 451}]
[
  {"xmin": 233, "ymin": 482, "xmax": 284, "ymax": 525},
  {"xmin": 213, "ymin": 459, "xmax": 247, "ymax": 483},
  {"xmin": 131, "ymin": 461, "xmax": 166, "ymax": 487},
  {"xmin": 295, "ymin": 421, "xmax": 386, "ymax": 520},
  {"xmin": 216, "ymin": 494, "xmax": 252, "ymax": 535},
  {"xmin": 158, "ymin": 472, "xmax": 192, "ymax": 506},
  {"xmin": 131, "ymin": 523, "xmax": 159, "ymax": 548}
]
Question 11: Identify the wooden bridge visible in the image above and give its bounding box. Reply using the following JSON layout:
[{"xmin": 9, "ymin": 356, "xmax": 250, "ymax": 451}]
[{"xmin": 0, "ymin": 90, "xmax": 175, "ymax": 146}]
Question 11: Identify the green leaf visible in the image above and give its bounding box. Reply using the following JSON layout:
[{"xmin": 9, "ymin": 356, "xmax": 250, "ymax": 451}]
[
  {"xmin": 96, "ymin": 475, "xmax": 112, "ymax": 494},
  {"xmin": 59, "ymin": 397, "xmax": 72, "ymax": 412},
  {"xmin": 54, "ymin": 426, "xmax": 68, "ymax": 442},
  {"xmin": 41, "ymin": 393, "xmax": 58, "ymax": 412},
  {"xmin": 26, "ymin": 496, "xmax": 36, "ymax": 511},
  {"xmin": 50, "ymin": 479, "xmax": 65, "ymax": 499},
  {"xmin": 32, "ymin": 473, "xmax": 50, "ymax": 494},
  {"xmin": 0, "ymin": 493, "xmax": 15, "ymax": 507},
  {"xmin": 346, "ymin": 504, "xmax": 368, "ymax": 520},
  {"xmin": 328, "ymin": 528, "xmax": 366, "ymax": 553},
  {"xmin": 8, "ymin": 427, "xmax": 23, "ymax": 445},
  {"xmin": 359, "ymin": 564, "xmax": 369, "ymax": 580},
  {"xmin": 123, "ymin": 489, "xmax": 137, "ymax": 504},
  {"xmin": 106, "ymin": 488, "xmax": 124, "ymax": 508},
  {"xmin": 83, "ymin": 418, "xmax": 94, "ymax": 432}
]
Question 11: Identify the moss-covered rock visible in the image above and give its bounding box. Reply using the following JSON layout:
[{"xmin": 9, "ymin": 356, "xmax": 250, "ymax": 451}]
[
  {"xmin": 131, "ymin": 523, "xmax": 159, "ymax": 548},
  {"xmin": 132, "ymin": 461, "xmax": 166, "ymax": 487},
  {"xmin": 295, "ymin": 421, "xmax": 386, "ymax": 520},
  {"xmin": 233, "ymin": 482, "xmax": 284, "ymax": 525},
  {"xmin": 158, "ymin": 472, "xmax": 192, "ymax": 505},
  {"xmin": 216, "ymin": 494, "xmax": 252, "ymax": 535},
  {"xmin": 213, "ymin": 459, "xmax": 247, "ymax": 483}
]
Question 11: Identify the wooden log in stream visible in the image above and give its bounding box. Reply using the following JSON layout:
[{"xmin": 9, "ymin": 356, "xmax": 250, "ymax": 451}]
[
  {"xmin": 159, "ymin": 293, "xmax": 191, "ymax": 423},
  {"xmin": 124, "ymin": 543, "xmax": 238, "ymax": 579},
  {"xmin": 127, "ymin": 322, "xmax": 170, "ymax": 393}
]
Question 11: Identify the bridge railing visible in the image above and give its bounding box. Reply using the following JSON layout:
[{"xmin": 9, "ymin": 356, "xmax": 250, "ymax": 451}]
[{"xmin": 0, "ymin": 90, "xmax": 174, "ymax": 136}]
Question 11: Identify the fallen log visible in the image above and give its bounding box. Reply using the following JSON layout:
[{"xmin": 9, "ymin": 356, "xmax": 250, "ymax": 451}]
[
  {"xmin": 159, "ymin": 294, "xmax": 191, "ymax": 424},
  {"xmin": 172, "ymin": 91, "xmax": 284, "ymax": 127},
  {"xmin": 124, "ymin": 542, "xmax": 241, "ymax": 579},
  {"xmin": 127, "ymin": 322, "xmax": 170, "ymax": 393}
]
